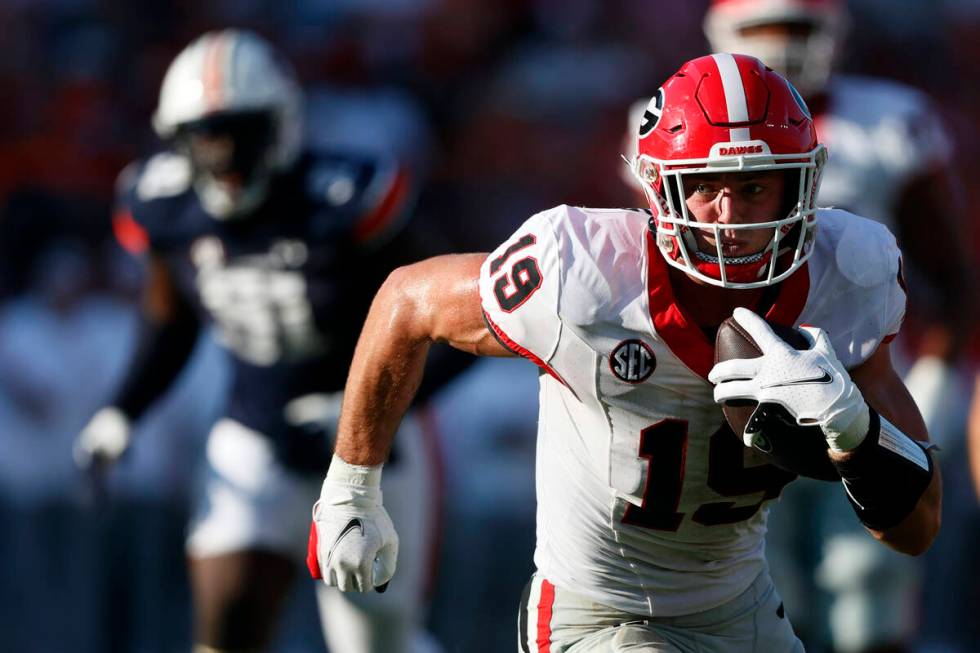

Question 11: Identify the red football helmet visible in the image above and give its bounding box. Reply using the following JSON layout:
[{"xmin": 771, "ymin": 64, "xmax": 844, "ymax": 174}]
[
  {"xmin": 632, "ymin": 53, "xmax": 826, "ymax": 288},
  {"xmin": 704, "ymin": 0, "xmax": 848, "ymax": 97}
]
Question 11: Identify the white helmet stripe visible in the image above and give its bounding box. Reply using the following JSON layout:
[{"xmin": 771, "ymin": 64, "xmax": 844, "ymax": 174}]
[{"xmin": 711, "ymin": 53, "xmax": 751, "ymax": 142}]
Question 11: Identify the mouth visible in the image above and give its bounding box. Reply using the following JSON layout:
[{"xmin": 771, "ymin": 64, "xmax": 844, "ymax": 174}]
[
  {"xmin": 719, "ymin": 238, "xmax": 749, "ymax": 256},
  {"xmin": 700, "ymin": 235, "xmax": 751, "ymax": 257}
]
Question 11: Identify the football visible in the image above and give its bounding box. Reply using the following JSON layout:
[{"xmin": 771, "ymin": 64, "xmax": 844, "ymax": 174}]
[{"xmin": 714, "ymin": 316, "xmax": 840, "ymax": 481}]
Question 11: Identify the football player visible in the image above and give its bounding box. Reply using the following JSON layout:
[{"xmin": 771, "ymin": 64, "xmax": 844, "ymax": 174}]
[
  {"xmin": 698, "ymin": 2, "xmax": 971, "ymax": 650},
  {"xmin": 308, "ymin": 54, "xmax": 941, "ymax": 652},
  {"xmin": 73, "ymin": 30, "xmax": 445, "ymax": 653}
]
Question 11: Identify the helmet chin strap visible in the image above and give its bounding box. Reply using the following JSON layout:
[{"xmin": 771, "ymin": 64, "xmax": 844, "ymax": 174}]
[{"xmin": 692, "ymin": 248, "xmax": 767, "ymax": 265}]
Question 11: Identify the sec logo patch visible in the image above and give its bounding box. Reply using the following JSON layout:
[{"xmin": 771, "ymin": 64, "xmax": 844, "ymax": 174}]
[{"xmin": 610, "ymin": 339, "xmax": 656, "ymax": 384}]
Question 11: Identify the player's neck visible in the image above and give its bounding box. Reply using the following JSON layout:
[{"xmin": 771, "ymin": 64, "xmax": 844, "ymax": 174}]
[{"xmin": 667, "ymin": 266, "xmax": 769, "ymax": 330}]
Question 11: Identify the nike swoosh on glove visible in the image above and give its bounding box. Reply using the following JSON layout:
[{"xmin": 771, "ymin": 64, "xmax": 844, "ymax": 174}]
[
  {"xmin": 309, "ymin": 454, "xmax": 398, "ymax": 592},
  {"xmin": 709, "ymin": 307, "xmax": 870, "ymax": 452}
]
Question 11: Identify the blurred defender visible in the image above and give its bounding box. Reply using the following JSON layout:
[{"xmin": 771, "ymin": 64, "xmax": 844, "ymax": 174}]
[{"xmin": 74, "ymin": 30, "xmax": 442, "ymax": 653}]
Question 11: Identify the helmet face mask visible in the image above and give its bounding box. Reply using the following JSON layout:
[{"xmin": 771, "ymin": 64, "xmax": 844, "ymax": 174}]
[
  {"xmin": 153, "ymin": 30, "xmax": 303, "ymax": 220},
  {"xmin": 632, "ymin": 53, "xmax": 827, "ymax": 289},
  {"xmin": 173, "ymin": 110, "xmax": 278, "ymax": 218}
]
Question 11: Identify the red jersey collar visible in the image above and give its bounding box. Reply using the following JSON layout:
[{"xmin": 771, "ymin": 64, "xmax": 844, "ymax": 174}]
[{"xmin": 646, "ymin": 231, "xmax": 810, "ymax": 380}]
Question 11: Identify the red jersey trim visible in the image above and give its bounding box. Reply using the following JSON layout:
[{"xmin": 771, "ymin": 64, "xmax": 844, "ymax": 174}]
[
  {"xmin": 535, "ymin": 578, "xmax": 555, "ymax": 653},
  {"xmin": 483, "ymin": 310, "xmax": 571, "ymax": 391},
  {"xmin": 306, "ymin": 520, "xmax": 322, "ymax": 579},
  {"xmin": 352, "ymin": 166, "xmax": 412, "ymax": 244},
  {"xmin": 646, "ymin": 231, "xmax": 810, "ymax": 380},
  {"xmin": 112, "ymin": 208, "xmax": 150, "ymax": 255}
]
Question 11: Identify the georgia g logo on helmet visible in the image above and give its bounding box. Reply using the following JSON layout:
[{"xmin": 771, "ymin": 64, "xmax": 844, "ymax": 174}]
[{"xmin": 638, "ymin": 88, "xmax": 665, "ymax": 138}]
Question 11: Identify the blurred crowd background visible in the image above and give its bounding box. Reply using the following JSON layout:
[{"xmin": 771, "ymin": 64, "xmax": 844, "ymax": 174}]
[{"xmin": 2, "ymin": 1, "xmax": 980, "ymax": 652}]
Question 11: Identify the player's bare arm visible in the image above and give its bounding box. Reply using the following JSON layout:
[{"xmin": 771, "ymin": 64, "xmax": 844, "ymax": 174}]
[
  {"xmin": 141, "ymin": 253, "xmax": 183, "ymax": 322},
  {"xmin": 335, "ymin": 253, "xmax": 512, "ymax": 467},
  {"xmin": 848, "ymin": 341, "xmax": 942, "ymax": 555},
  {"xmin": 74, "ymin": 253, "xmax": 198, "ymax": 470},
  {"xmin": 309, "ymin": 253, "xmax": 512, "ymax": 593}
]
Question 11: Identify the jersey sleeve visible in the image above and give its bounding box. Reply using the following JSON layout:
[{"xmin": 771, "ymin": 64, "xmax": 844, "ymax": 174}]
[
  {"xmin": 479, "ymin": 208, "xmax": 565, "ymax": 383},
  {"xmin": 844, "ymin": 216, "xmax": 907, "ymax": 342},
  {"xmin": 348, "ymin": 157, "xmax": 413, "ymax": 246},
  {"xmin": 112, "ymin": 152, "xmax": 195, "ymax": 255},
  {"xmin": 817, "ymin": 211, "xmax": 908, "ymax": 367},
  {"xmin": 306, "ymin": 152, "xmax": 414, "ymax": 248},
  {"xmin": 111, "ymin": 162, "xmax": 150, "ymax": 256}
]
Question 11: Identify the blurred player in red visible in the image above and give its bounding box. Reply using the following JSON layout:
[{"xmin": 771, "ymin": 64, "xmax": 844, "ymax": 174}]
[
  {"xmin": 704, "ymin": 0, "xmax": 972, "ymax": 408},
  {"xmin": 623, "ymin": 3, "xmax": 969, "ymax": 650},
  {"xmin": 74, "ymin": 30, "xmax": 445, "ymax": 653},
  {"xmin": 308, "ymin": 53, "xmax": 940, "ymax": 653}
]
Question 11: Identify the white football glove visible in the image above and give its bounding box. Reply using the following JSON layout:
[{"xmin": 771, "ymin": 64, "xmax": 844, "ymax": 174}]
[
  {"xmin": 709, "ymin": 308, "xmax": 870, "ymax": 452},
  {"xmin": 73, "ymin": 406, "xmax": 133, "ymax": 470},
  {"xmin": 309, "ymin": 454, "xmax": 398, "ymax": 593}
]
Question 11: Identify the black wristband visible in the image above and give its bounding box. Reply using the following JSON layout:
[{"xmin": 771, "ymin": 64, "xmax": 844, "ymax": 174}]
[{"xmin": 831, "ymin": 408, "xmax": 934, "ymax": 531}]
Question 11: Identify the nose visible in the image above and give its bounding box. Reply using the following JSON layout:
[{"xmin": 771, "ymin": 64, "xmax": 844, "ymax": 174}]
[{"xmin": 714, "ymin": 187, "xmax": 743, "ymax": 225}]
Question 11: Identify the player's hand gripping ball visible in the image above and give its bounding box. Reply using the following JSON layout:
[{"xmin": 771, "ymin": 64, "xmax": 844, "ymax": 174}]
[{"xmin": 712, "ymin": 310, "xmax": 842, "ymax": 481}]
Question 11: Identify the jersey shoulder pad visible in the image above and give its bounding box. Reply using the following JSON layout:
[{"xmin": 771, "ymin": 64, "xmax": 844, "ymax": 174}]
[
  {"xmin": 816, "ymin": 208, "xmax": 900, "ymax": 288},
  {"xmin": 113, "ymin": 153, "xmax": 197, "ymax": 253},
  {"xmin": 805, "ymin": 209, "xmax": 906, "ymax": 366},
  {"xmin": 480, "ymin": 205, "xmax": 648, "ymax": 377},
  {"xmin": 129, "ymin": 152, "xmax": 194, "ymax": 203},
  {"xmin": 551, "ymin": 206, "xmax": 649, "ymax": 324},
  {"xmin": 302, "ymin": 149, "xmax": 412, "ymax": 245}
]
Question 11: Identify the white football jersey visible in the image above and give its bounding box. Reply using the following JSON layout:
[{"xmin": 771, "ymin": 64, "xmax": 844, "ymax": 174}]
[
  {"xmin": 479, "ymin": 205, "xmax": 906, "ymax": 617},
  {"xmin": 816, "ymin": 74, "xmax": 952, "ymax": 231}
]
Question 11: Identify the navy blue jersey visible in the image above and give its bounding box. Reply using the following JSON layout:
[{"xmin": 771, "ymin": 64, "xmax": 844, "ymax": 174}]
[{"xmin": 114, "ymin": 149, "xmax": 414, "ymax": 470}]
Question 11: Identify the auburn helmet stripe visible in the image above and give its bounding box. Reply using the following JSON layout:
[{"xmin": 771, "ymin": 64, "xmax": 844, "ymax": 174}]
[
  {"xmin": 203, "ymin": 32, "xmax": 228, "ymax": 111},
  {"xmin": 704, "ymin": 0, "xmax": 847, "ymax": 97}
]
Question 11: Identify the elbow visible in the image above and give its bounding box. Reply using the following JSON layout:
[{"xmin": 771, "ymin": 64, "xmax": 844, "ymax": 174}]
[
  {"xmin": 376, "ymin": 263, "xmax": 435, "ymax": 340},
  {"xmin": 912, "ymin": 504, "xmax": 942, "ymax": 556},
  {"xmin": 878, "ymin": 494, "xmax": 942, "ymax": 557},
  {"xmin": 892, "ymin": 516, "xmax": 939, "ymax": 557}
]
